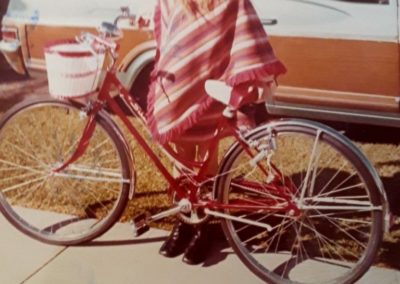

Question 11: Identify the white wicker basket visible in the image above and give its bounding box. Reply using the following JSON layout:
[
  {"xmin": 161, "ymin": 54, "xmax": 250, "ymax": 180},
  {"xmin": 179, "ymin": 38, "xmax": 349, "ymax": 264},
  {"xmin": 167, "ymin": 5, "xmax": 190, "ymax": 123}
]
[{"xmin": 44, "ymin": 40, "xmax": 105, "ymax": 98}]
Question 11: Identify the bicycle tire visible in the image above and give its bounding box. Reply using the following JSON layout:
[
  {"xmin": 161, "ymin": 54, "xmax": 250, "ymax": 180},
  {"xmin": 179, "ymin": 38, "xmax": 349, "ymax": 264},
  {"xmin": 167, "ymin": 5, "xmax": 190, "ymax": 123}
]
[
  {"xmin": 0, "ymin": 99, "xmax": 132, "ymax": 245},
  {"xmin": 215, "ymin": 119, "xmax": 384, "ymax": 284}
]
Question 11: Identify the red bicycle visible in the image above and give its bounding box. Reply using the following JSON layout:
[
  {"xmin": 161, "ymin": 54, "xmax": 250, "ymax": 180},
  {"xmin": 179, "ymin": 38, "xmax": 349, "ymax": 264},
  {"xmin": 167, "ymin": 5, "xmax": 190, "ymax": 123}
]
[{"xmin": 0, "ymin": 23, "xmax": 388, "ymax": 284}]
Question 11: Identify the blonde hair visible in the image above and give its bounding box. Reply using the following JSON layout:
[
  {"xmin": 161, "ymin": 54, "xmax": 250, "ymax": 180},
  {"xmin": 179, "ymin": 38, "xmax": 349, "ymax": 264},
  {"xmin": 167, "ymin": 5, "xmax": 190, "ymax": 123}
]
[{"xmin": 177, "ymin": 0, "xmax": 221, "ymax": 14}]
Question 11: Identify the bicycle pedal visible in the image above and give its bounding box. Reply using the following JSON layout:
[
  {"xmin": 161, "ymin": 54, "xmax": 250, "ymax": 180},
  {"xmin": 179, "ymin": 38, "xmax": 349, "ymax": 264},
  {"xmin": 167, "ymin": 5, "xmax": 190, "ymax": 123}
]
[{"xmin": 130, "ymin": 213, "xmax": 150, "ymax": 237}]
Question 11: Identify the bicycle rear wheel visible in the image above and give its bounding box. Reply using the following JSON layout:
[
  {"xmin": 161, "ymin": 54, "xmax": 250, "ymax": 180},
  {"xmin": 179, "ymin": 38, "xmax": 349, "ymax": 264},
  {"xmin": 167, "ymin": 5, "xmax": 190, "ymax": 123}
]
[
  {"xmin": 0, "ymin": 99, "xmax": 131, "ymax": 245},
  {"xmin": 215, "ymin": 119, "xmax": 384, "ymax": 284}
]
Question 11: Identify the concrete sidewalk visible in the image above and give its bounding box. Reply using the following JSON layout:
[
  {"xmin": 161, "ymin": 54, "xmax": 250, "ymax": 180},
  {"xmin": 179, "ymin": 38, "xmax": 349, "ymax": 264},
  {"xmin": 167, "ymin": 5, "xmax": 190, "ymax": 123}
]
[
  {"xmin": 0, "ymin": 212, "xmax": 264, "ymax": 284},
  {"xmin": 1, "ymin": 212, "xmax": 400, "ymax": 284}
]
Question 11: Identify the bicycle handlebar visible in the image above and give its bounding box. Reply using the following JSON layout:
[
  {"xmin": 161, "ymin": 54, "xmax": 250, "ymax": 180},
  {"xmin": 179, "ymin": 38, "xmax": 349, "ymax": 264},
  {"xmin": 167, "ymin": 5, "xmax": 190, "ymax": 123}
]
[{"xmin": 77, "ymin": 32, "xmax": 118, "ymax": 52}]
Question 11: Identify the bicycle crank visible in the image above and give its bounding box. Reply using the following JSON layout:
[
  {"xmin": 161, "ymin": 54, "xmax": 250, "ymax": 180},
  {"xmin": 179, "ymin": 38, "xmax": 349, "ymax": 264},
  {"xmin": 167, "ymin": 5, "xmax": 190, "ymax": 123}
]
[{"xmin": 130, "ymin": 199, "xmax": 192, "ymax": 237}]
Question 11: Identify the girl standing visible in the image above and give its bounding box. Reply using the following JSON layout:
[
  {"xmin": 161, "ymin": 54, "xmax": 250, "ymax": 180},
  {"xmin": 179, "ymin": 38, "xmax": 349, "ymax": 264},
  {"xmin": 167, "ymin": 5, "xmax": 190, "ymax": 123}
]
[{"xmin": 147, "ymin": 0, "xmax": 286, "ymax": 265}]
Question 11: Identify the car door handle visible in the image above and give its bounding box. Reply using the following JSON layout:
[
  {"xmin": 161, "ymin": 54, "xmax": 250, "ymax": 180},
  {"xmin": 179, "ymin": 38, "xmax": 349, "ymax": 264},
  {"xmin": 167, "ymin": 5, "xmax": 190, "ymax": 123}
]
[{"xmin": 261, "ymin": 18, "xmax": 278, "ymax": 25}]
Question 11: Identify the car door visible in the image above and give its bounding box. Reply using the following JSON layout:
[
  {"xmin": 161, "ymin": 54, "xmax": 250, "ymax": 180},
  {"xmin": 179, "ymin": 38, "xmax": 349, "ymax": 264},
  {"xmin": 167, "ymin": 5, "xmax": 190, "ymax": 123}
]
[{"xmin": 253, "ymin": 0, "xmax": 400, "ymax": 126}]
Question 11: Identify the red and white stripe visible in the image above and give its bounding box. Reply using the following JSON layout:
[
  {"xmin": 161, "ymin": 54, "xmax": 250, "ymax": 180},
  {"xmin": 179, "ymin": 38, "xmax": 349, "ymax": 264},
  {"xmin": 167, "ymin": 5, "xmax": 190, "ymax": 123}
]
[{"xmin": 147, "ymin": 0, "xmax": 286, "ymax": 144}]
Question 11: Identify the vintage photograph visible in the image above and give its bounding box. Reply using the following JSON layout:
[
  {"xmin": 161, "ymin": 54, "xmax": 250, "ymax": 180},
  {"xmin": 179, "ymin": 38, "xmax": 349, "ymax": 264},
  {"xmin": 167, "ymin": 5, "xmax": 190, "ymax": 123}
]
[{"xmin": 0, "ymin": 0, "xmax": 399, "ymax": 283}]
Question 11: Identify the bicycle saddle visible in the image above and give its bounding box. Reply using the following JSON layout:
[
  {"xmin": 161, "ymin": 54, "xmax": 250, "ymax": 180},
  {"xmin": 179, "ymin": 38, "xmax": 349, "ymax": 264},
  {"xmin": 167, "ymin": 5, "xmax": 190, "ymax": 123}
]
[{"xmin": 204, "ymin": 79, "xmax": 274, "ymax": 107}]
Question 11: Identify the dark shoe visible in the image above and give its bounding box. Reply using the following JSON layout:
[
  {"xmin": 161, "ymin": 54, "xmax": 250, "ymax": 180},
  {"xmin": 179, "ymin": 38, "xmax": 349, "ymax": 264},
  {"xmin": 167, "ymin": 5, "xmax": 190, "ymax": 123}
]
[
  {"xmin": 159, "ymin": 221, "xmax": 195, "ymax": 258},
  {"xmin": 182, "ymin": 226, "xmax": 210, "ymax": 265}
]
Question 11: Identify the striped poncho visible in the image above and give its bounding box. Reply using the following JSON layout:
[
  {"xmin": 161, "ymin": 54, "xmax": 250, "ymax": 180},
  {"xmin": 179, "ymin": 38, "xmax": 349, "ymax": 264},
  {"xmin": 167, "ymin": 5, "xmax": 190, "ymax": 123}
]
[{"xmin": 147, "ymin": 0, "xmax": 286, "ymax": 144}]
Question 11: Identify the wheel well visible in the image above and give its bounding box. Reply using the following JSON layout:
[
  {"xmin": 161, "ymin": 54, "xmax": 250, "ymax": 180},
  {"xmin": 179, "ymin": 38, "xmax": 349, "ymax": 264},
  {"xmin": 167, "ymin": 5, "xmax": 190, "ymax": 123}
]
[{"xmin": 128, "ymin": 61, "xmax": 154, "ymax": 112}]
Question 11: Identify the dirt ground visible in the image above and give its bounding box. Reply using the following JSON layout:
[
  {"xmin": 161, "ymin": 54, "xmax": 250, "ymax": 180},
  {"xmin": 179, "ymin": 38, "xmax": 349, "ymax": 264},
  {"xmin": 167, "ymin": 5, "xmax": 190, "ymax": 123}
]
[{"xmin": 1, "ymin": 55, "xmax": 400, "ymax": 269}]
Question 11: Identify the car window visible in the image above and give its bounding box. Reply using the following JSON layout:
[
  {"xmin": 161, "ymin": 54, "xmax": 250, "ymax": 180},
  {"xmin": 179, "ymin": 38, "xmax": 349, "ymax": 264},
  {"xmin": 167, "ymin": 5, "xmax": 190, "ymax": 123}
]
[
  {"xmin": 252, "ymin": 0, "xmax": 397, "ymax": 42},
  {"xmin": 334, "ymin": 0, "xmax": 389, "ymax": 3},
  {"xmin": 5, "ymin": 0, "xmax": 156, "ymax": 26}
]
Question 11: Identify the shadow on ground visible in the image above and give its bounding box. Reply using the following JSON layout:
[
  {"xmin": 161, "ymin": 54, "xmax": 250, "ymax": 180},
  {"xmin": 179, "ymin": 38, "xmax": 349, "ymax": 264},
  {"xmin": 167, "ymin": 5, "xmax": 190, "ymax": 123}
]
[
  {"xmin": 0, "ymin": 54, "xmax": 28, "ymax": 84},
  {"xmin": 0, "ymin": 54, "xmax": 48, "ymax": 113},
  {"xmin": 325, "ymin": 121, "xmax": 400, "ymax": 145},
  {"xmin": 0, "ymin": 54, "xmax": 28, "ymax": 110}
]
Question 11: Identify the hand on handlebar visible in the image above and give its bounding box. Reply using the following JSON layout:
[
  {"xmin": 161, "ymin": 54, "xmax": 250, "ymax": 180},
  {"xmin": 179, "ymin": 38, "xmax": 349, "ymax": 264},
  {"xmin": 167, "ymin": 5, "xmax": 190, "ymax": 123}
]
[
  {"xmin": 76, "ymin": 32, "xmax": 120, "ymax": 70},
  {"xmin": 76, "ymin": 32, "xmax": 118, "ymax": 52},
  {"xmin": 229, "ymin": 84, "xmax": 260, "ymax": 111}
]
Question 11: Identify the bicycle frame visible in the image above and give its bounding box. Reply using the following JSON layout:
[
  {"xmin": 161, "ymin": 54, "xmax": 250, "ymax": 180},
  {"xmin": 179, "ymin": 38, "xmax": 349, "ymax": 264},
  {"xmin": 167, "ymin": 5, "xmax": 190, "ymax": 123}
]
[{"xmin": 53, "ymin": 67, "xmax": 296, "ymax": 218}]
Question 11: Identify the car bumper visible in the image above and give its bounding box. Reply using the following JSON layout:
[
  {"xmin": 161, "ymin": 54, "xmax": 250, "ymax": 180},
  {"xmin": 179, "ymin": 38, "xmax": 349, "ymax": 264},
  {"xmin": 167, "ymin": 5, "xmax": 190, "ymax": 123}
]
[{"xmin": 0, "ymin": 40, "xmax": 27, "ymax": 75}]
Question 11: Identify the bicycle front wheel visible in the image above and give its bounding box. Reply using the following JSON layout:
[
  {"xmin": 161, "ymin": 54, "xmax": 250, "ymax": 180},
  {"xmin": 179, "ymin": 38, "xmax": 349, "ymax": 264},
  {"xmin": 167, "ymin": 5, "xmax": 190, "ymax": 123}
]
[
  {"xmin": 0, "ymin": 99, "xmax": 131, "ymax": 245},
  {"xmin": 215, "ymin": 119, "xmax": 384, "ymax": 284}
]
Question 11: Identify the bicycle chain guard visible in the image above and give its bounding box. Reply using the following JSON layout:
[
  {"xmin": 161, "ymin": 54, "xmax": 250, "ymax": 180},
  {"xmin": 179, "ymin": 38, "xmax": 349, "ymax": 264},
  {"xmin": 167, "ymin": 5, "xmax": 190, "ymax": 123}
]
[{"xmin": 173, "ymin": 177, "xmax": 213, "ymax": 225}]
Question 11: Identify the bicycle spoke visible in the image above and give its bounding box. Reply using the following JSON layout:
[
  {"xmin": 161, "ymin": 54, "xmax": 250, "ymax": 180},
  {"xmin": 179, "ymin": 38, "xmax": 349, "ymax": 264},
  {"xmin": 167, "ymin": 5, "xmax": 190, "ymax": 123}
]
[
  {"xmin": 312, "ymin": 209, "xmax": 372, "ymax": 243},
  {"xmin": 300, "ymin": 217, "xmax": 363, "ymax": 260},
  {"xmin": 67, "ymin": 164, "xmax": 123, "ymax": 176},
  {"xmin": 0, "ymin": 171, "xmax": 44, "ymax": 184},
  {"xmin": 269, "ymin": 217, "xmax": 296, "ymax": 254},
  {"xmin": 231, "ymin": 178, "xmax": 287, "ymax": 202},
  {"xmin": 314, "ymin": 182, "xmax": 364, "ymax": 199},
  {"xmin": 3, "ymin": 140, "xmax": 47, "ymax": 168},
  {"xmin": 53, "ymin": 172, "xmax": 129, "ymax": 184},
  {"xmin": 316, "ymin": 161, "xmax": 351, "ymax": 196},
  {"xmin": 281, "ymin": 220, "xmax": 310, "ymax": 278},
  {"xmin": 0, "ymin": 158, "xmax": 47, "ymax": 174},
  {"xmin": 1, "ymin": 176, "xmax": 48, "ymax": 194},
  {"xmin": 14, "ymin": 126, "xmax": 50, "ymax": 166},
  {"xmin": 2, "ymin": 177, "xmax": 45, "ymax": 203},
  {"xmin": 309, "ymin": 212, "xmax": 372, "ymax": 224}
]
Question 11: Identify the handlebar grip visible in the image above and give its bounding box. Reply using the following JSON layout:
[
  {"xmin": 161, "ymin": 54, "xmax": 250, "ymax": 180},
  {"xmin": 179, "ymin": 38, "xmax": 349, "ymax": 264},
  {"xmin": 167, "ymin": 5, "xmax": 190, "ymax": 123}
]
[{"xmin": 78, "ymin": 33, "xmax": 118, "ymax": 51}]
